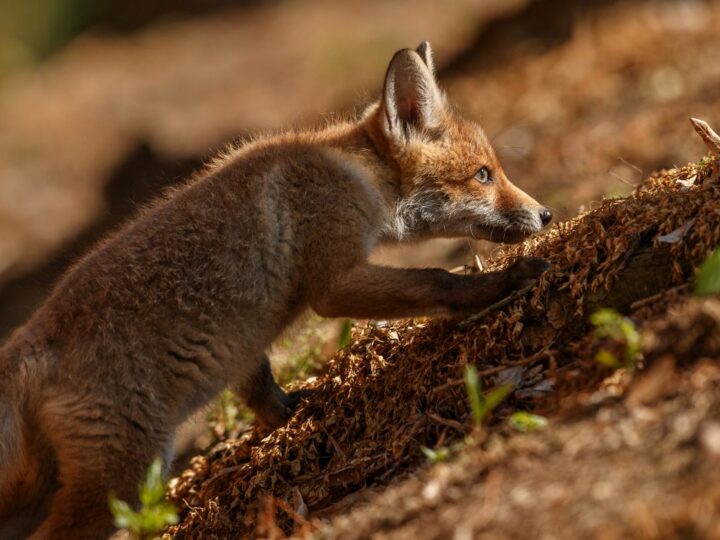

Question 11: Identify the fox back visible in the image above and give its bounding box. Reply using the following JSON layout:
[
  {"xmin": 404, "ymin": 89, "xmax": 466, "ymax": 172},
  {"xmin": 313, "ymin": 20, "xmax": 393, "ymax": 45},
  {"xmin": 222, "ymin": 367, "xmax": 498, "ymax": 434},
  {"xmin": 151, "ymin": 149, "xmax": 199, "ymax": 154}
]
[{"xmin": 0, "ymin": 42, "xmax": 550, "ymax": 539}]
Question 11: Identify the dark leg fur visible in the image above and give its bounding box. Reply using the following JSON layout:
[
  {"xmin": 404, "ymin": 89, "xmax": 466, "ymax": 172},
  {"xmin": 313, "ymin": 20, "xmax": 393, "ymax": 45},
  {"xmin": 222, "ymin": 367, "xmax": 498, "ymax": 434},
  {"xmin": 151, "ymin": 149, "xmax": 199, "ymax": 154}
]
[
  {"xmin": 311, "ymin": 256, "xmax": 551, "ymax": 319},
  {"xmin": 236, "ymin": 355, "xmax": 308, "ymax": 429}
]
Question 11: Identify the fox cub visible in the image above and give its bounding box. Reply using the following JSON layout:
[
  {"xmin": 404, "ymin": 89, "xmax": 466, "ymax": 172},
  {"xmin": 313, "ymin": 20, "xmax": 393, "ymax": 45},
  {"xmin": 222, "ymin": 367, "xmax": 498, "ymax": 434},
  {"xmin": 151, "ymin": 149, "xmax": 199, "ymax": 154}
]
[{"xmin": 0, "ymin": 42, "xmax": 551, "ymax": 538}]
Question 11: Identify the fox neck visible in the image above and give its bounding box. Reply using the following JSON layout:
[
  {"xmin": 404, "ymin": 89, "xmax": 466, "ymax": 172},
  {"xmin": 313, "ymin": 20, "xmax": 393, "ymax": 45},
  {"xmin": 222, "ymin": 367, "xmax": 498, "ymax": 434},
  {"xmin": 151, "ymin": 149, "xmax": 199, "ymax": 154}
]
[{"xmin": 315, "ymin": 102, "xmax": 411, "ymax": 243}]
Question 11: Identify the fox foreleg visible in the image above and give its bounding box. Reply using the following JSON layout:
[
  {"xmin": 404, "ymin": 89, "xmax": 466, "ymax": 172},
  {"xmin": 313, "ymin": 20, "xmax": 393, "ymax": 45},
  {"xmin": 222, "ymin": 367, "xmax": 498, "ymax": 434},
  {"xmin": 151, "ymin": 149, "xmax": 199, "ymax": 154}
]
[{"xmin": 311, "ymin": 257, "xmax": 549, "ymax": 320}]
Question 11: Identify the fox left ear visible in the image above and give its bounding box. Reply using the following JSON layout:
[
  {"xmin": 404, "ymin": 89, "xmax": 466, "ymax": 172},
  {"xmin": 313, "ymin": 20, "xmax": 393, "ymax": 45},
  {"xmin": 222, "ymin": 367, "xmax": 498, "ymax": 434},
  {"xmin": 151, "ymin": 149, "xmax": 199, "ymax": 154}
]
[{"xmin": 382, "ymin": 44, "xmax": 445, "ymax": 140}]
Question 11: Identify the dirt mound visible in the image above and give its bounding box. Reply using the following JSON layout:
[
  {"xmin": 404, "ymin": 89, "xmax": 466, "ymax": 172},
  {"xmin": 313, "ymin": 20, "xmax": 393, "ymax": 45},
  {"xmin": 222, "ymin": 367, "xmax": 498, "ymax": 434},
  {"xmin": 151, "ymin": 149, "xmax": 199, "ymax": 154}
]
[
  {"xmin": 316, "ymin": 300, "xmax": 720, "ymax": 539},
  {"xmin": 165, "ymin": 138, "xmax": 720, "ymax": 537}
]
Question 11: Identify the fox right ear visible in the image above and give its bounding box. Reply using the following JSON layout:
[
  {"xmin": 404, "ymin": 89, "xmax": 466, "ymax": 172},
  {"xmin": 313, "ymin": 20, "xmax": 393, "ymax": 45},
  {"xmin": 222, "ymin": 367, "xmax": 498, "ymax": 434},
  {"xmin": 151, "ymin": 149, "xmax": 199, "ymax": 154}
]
[
  {"xmin": 382, "ymin": 47, "xmax": 445, "ymax": 140},
  {"xmin": 415, "ymin": 41, "xmax": 435, "ymax": 76}
]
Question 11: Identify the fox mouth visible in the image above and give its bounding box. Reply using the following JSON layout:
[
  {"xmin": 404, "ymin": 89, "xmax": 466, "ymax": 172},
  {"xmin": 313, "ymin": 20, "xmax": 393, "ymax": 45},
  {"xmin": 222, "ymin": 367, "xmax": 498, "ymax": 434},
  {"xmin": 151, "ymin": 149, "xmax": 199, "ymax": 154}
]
[{"xmin": 473, "ymin": 224, "xmax": 535, "ymax": 244}]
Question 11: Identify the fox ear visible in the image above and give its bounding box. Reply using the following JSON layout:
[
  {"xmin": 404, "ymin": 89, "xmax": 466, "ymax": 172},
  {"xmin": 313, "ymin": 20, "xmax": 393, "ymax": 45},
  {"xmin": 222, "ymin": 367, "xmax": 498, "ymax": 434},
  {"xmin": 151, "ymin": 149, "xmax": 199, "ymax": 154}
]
[
  {"xmin": 415, "ymin": 41, "xmax": 435, "ymax": 75},
  {"xmin": 382, "ymin": 46, "xmax": 444, "ymax": 138}
]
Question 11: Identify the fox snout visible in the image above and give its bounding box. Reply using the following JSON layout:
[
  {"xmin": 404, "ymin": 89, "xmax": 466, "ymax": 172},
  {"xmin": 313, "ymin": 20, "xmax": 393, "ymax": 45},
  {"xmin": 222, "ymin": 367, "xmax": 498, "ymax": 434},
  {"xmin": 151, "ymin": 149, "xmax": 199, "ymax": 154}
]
[
  {"xmin": 472, "ymin": 207, "xmax": 552, "ymax": 244},
  {"xmin": 390, "ymin": 179, "xmax": 552, "ymax": 243},
  {"xmin": 479, "ymin": 182, "xmax": 553, "ymax": 244},
  {"xmin": 482, "ymin": 204, "xmax": 552, "ymax": 244}
]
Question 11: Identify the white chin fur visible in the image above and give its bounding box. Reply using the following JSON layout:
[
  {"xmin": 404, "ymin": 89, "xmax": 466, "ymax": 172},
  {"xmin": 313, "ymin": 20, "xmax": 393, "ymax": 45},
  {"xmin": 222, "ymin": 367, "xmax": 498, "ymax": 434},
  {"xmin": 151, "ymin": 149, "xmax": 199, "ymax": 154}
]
[{"xmin": 388, "ymin": 191, "xmax": 544, "ymax": 242}]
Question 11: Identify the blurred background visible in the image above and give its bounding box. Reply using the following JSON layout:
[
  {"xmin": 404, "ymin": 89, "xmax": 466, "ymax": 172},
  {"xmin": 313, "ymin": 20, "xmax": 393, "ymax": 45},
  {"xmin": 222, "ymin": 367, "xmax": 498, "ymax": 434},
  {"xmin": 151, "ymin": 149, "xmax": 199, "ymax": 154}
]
[{"xmin": 0, "ymin": 0, "xmax": 719, "ymax": 340}]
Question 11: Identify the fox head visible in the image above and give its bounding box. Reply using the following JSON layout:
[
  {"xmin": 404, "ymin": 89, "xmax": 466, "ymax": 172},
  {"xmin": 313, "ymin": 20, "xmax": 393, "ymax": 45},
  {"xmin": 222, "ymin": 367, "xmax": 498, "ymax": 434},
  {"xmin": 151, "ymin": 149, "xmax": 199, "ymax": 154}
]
[{"xmin": 374, "ymin": 42, "xmax": 551, "ymax": 244}]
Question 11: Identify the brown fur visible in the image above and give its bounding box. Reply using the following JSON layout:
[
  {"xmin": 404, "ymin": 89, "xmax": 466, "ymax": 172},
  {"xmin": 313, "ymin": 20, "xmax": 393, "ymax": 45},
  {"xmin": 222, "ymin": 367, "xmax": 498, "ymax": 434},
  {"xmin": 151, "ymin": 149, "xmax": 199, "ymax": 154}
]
[{"xmin": 0, "ymin": 43, "xmax": 550, "ymax": 539}]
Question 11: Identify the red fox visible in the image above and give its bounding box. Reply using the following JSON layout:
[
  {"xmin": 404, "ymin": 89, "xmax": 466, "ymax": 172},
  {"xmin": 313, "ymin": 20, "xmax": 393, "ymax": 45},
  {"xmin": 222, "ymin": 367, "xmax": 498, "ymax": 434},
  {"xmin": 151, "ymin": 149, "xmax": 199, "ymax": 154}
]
[{"xmin": 0, "ymin": 42, "xmax": 551, "ymax": 538}]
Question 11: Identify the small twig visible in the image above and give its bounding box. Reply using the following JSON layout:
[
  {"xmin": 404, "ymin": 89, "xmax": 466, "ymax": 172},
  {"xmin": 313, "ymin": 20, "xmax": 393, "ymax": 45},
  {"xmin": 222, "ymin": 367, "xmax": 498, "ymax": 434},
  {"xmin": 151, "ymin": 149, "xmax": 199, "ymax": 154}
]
[
  {"xmin": 206, "ymin": 464, "xmax": 245, "ymax": 485},
  {"xmin": 617, "ymin": 156, "xmax": 643, "ymax": 174},
  {"xmin": 449, "ymin": 264, "xmax": 474, "ymax": 275},
  {"xmin": 429, "ymin": 348, "xmax": 554, "ymax": 395},
  {"xmin": 690, "ymin": 117, "xmax": 720, "ymax": 156},
  {"xmin": 426, "ymin": 412, "xmax": 466, "ymax": 431},
  {"xmin": 629, "ymin": 283, "xmax": 691, "ymax": 311},
  {"xmin": 608, "ymin": 168, "xmax": 637, "ymax": 187},
  {"xmin": 458, "ymin": 283, "xmax": 535, "ymax": 329}
]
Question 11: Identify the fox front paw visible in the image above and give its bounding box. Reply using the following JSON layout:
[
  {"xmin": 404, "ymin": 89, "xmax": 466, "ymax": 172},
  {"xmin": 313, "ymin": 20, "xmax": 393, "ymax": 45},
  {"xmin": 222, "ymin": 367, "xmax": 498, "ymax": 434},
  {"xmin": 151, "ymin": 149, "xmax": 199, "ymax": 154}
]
[{"xmin": 507, "ymin": 256, "xmax": 551, "ymax": 286}]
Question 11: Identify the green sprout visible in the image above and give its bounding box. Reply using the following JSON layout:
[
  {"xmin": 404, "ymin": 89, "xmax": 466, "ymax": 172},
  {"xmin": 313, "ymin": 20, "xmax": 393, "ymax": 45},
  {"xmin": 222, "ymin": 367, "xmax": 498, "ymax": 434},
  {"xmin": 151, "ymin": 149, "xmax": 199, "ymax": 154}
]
[
  {"xmin": 509, "ymin": 411, "xmax": 548, "ymax": 432},
  {"xmin": 695, "ymin": 247, "xmax": 720, "ymax": 297},
  {"xmin": 589, "ymin": 308, "xmax": 641, "ymax": 370},
  {"xmin": 420, "ymin": 445, "xmax": 451, "ymax": 463},
  {"xmin": 338, "ymin": 319, "xmax": 353, "ymax": 349},
  {"xmin": 108, "ymin": 458, "xmax": 178, "ymax": 540},
  {"xmin": 464, "ymin": 365, "xmax": 514, "ymax": 426}
]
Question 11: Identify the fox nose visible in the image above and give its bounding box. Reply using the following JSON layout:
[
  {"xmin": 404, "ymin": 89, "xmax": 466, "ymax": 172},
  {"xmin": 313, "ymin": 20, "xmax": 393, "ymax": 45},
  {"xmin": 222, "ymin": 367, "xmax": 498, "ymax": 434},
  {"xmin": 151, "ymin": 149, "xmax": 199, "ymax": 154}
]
[{"xmin": 539, "ymin": 208, "xmax": 553, "ymax": 226}]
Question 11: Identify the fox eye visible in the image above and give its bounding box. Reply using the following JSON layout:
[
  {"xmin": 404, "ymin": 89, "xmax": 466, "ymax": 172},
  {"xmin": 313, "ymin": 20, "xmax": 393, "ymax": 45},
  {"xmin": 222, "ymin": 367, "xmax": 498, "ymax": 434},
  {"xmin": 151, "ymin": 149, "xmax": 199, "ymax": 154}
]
[{"xmin": 474, "ymin": 166, "xmax": 492, "ymax": 184}]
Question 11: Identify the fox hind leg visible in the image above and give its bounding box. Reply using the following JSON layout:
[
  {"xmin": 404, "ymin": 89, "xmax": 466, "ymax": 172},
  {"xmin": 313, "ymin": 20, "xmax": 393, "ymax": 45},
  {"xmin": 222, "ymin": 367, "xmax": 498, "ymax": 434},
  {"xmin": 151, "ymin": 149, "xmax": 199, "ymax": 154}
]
[
  {"xmin": 235, "ymin": 354, "xmax": 308, "ymax": 430},
  {"xmin": 29, "ymin": 404, "xmax": 166, "ymax": 540}
]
